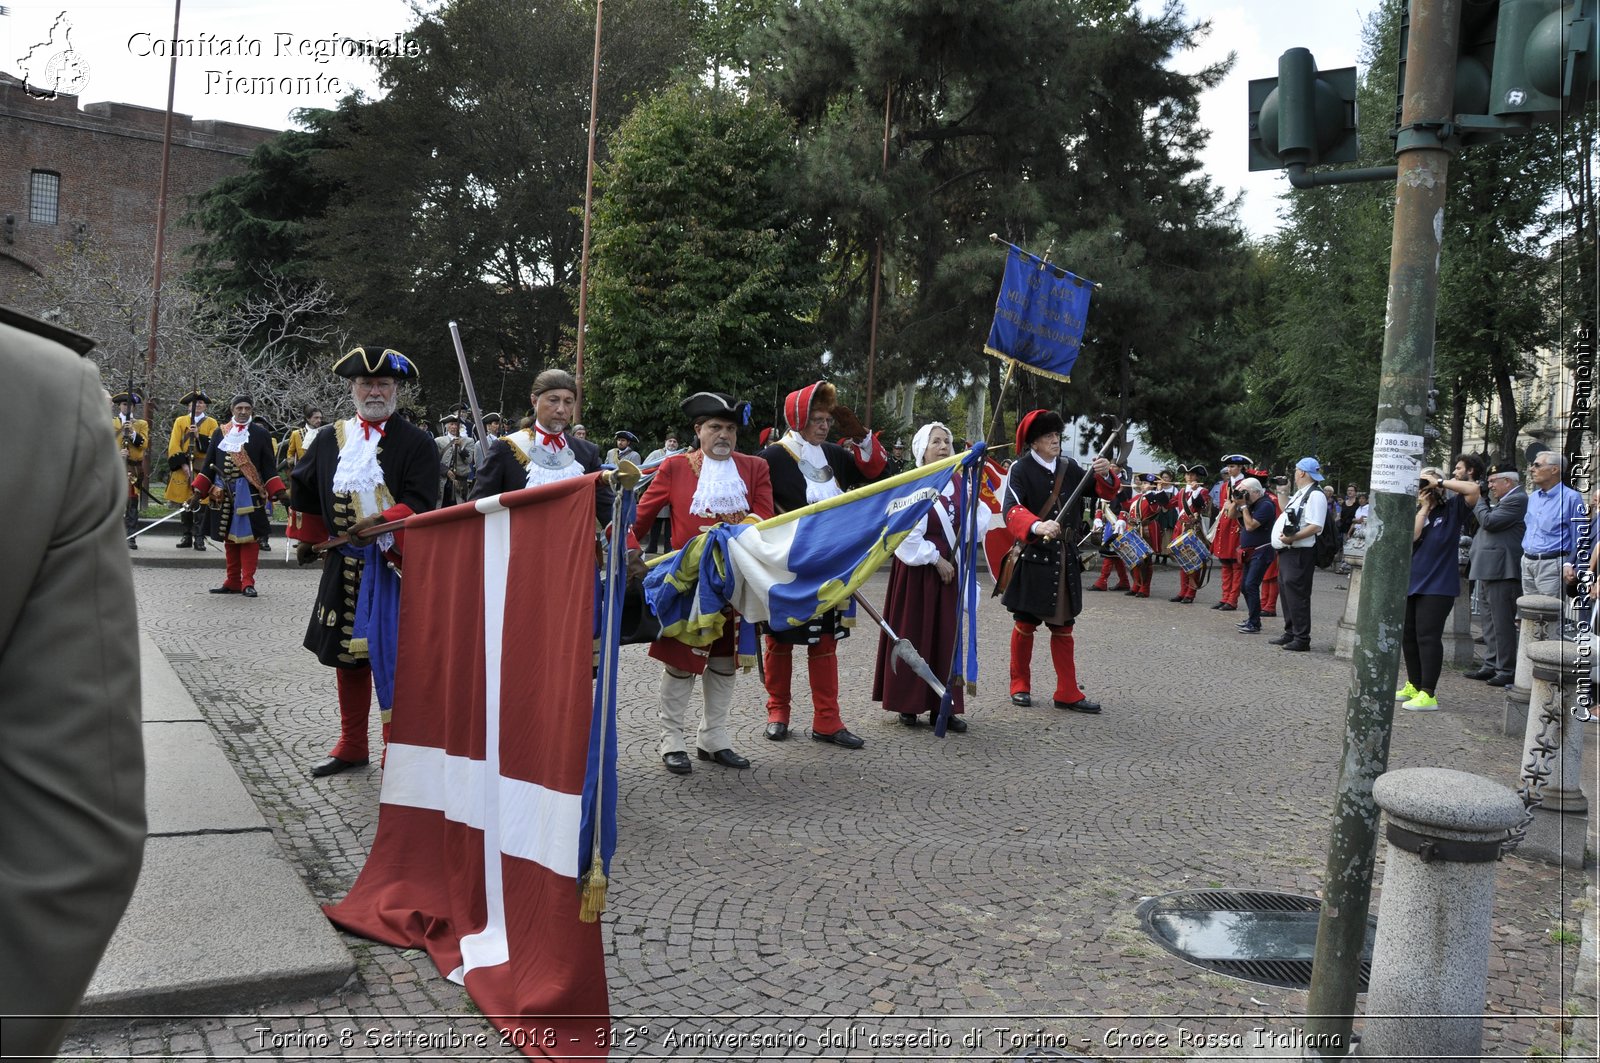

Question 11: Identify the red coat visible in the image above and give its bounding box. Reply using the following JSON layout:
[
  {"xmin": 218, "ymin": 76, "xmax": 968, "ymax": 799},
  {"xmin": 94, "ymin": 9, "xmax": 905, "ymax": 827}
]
[
  {"xmin": 1212, "ymin": 476, "xmax": 1244, "ymax": 561},
  {"xmin": 631, "ymin": 450, "xmax": 775, "ymax": 674},
  {"xmin": 631, "ymin": 450, "xmax": 774, "ymax": 549}
]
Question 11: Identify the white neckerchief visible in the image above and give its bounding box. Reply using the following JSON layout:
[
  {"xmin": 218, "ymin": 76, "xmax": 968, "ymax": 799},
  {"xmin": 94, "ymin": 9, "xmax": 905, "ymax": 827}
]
[
  {"xmin": 689, "ymin": 453, "xmax": 749, "ymax": 518},
  {"xmin": 219, "ymin": 418, "xmax": 250, "ymax": 454},
  {"xmin": 1030, "ymin": 450, "xmax": 1058, "ymax": 474},
  {"xmin": 301, "ymin": 423, "xmax": 322, "ymax": 449},
  {"xmin": 783, "ymin": 430, "xmax": 842, "ymax": 504},
  {"xmin": 510, "ymin": 423, "xmax": 585, "ymax": 488}
]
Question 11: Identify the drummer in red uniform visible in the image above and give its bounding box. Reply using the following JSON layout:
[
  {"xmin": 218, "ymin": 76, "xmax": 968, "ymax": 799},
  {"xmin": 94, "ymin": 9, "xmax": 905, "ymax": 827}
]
[
  {"xmin": 1121, "ymin": 472, "xmax": 1174, "ymax": 598},
  {"xmin": 1210, "ymin": 454, "xmax": 1251, "ymax": 611},
  {"xmin": 1170, "ymin": 464, "xmax": 1214, "ymax": 603}
]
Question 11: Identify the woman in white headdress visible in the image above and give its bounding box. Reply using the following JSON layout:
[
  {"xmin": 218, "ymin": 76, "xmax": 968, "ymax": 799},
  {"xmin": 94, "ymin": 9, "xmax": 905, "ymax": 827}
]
[{"xmin": 870, "ymin": 422, "xmax": 966, "ymax": 731}]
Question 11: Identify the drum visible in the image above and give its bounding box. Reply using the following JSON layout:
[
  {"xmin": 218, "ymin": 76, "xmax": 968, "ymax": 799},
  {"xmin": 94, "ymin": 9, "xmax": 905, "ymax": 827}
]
[
  {"xmin": 1109, "ymin": 528, "xmax": 1152, "ymax": 568},
  {"xmin": 1170, "ymin": 531, "xmax": 1212, "ymax": 574}
]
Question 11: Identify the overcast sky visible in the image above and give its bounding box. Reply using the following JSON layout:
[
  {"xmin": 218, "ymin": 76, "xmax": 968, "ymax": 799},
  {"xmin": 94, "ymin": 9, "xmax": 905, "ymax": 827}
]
[{"xmin": 5, "ymin": 1, "xmax": 1378, "ymax": 238}]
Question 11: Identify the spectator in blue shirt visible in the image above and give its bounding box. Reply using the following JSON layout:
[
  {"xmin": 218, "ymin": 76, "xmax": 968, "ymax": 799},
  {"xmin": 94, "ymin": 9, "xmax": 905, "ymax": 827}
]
[
  {"xmin": 1522, "ymin": 451, "xmax": 1584, "ymax": 596},
  {"xmin": 1397, "ymin": 467, "xmax": 1469, "ymax": 710}
]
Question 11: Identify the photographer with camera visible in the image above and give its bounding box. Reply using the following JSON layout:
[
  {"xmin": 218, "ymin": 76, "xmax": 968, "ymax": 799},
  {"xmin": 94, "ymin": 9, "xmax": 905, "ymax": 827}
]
[
  {"xmin": 1226, "ymin": 477, "xmax": 1277, "ymax": 634},
  {"xmin": 1394, "ymin": 465, "xmax": 1471, "ymax": 710},
  {"xmin": 1269, "ymin": 458, "xmax": 1329, "ymax": 652}
]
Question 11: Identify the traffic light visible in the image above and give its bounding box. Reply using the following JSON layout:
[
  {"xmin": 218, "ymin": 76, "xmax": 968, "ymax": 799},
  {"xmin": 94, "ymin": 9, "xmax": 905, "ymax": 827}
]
[
  {"xmin": 1451, "ymin": 0, "xmax": 1599, "ymax": 139},
  {"xmin": 1248, "ymin": 49, "xmax": 1361, "ymax": 172}
]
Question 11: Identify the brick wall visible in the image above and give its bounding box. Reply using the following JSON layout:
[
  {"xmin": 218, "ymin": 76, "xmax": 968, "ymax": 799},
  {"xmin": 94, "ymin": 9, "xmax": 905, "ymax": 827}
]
[{"xmin": 0, "ymin": 71, "xmax": 277, "ymax": 299}]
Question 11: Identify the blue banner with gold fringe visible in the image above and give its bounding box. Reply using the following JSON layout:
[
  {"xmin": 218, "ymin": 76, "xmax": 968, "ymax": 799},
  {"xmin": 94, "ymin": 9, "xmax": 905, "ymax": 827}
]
[{"xmin": 982, "ymin": 244, "xmax": 1093, "ymax": 381}]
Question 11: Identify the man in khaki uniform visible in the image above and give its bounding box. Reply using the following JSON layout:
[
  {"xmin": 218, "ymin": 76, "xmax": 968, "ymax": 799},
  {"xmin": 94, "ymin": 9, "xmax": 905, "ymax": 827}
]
[{"xmin": 0, "ymin": 306, "xmax": 145, "ymax": 1057}]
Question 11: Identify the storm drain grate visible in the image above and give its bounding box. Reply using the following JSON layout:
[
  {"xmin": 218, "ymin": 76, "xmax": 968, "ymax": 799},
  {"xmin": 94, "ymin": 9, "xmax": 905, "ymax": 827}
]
[{"xmin": 1136, "ymin": 890, "xmax": 1376, "ymax": 992}]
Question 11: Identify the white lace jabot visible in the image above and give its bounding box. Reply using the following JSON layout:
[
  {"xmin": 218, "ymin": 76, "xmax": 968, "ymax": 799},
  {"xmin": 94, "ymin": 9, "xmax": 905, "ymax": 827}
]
[{"xmin": 689, "ymin": 454, "xmax": 749, "ymax": 517}]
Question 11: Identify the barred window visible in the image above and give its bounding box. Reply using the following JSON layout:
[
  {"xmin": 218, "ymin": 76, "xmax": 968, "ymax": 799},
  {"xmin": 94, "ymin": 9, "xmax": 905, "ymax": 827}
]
[{"xmin": 29, "ymin": 171, "xmax": 60, "ymax": 225}]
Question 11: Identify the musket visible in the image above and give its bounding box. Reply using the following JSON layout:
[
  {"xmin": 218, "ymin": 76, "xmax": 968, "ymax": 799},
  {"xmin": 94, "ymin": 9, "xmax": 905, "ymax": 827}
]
[
  {"xmin": 447, "ymin": 322, "xmax": 489, "ymax": 447},
  {"xmin": 850, "ymin": 590, "xmax": 945, "ymax": 700}
]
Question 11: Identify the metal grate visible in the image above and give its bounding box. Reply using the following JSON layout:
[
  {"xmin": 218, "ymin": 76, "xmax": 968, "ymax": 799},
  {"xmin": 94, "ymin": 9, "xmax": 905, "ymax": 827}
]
[{"xmin": 1136, "ymin": 890, "xmax": 1376, "ymax": 992}]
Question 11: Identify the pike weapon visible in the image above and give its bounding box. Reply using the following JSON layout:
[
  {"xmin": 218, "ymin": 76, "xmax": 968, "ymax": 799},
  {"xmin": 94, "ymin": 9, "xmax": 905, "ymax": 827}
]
[
  {"xmin": 1039, "ymin": 420, "xmax": 1123, "ymax": 536},
  {"xmin": 850, "ymin": 590, "xmax": 945, "ymax": 700},
  {"xmin": 447, "ymin": 321, "xmax": 489, "ymax": 446}
]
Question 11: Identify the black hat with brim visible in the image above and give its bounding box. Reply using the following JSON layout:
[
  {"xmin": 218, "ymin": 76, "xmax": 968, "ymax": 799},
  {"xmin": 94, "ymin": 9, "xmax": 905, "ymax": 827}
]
[
  {"xmin": 111, "ymin": 392, "xmax": 141, "ymax": 405},
  {"xmin": 332, "ymin": 345, "xmax": 419, "ymax": 380},
  {"xmin": 680, "ymin": 391, "xmax": 747, "ymax": 425},
  {"xmin": 177, "ymin": 390, "xmax": 210, "ymax": 406}
]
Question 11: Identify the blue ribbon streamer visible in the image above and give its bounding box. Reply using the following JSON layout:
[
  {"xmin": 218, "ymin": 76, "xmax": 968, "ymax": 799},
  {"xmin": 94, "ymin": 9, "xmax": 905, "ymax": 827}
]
[
  {"xmin": 347, "ymin": 542, "xmax": 401, "ymax": 710},
  {"xmin": 579, "ymin": 485, "xmax": 631, "ymax": 882},
  {"xmin": 933, "ymin": 444, "xmax": 987, "ymax": 737}
]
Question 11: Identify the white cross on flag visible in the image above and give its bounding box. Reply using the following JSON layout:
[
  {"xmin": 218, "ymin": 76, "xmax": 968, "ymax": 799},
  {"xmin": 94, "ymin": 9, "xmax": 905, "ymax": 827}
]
[{"xmin": 326, "ymin": 476, "xmax": 609, "ymax": 1060}]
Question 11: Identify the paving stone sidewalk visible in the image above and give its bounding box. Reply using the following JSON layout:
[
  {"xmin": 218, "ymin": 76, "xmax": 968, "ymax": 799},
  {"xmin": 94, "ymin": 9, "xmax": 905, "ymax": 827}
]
[{"xmin": 59, "ymin": 553, "xmax": 1598, "ymax": 1060}]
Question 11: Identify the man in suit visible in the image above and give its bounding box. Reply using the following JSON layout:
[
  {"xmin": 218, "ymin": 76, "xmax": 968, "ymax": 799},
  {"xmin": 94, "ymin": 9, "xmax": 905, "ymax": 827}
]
[
  {"xmin": 0, "ymin": 307, "xmax": 145, "ymax": 1057},
  {"xmin": 756, "ymin": 380, "xmax": 887, "ymax": 749},
  {"xmin": 470, "ymin": 369, "xmax": 612, "ymax": 523},
  {"xmin": 1453, "ymin": 463, "xmax": 1527, "ymax": 684},
  {"xmin": 289, "ymin": 346, "xmax": 440, "ymax": 777},
  {"xmin": 631, "ymin": 392, "xmax": 774, "ymax": 775}
]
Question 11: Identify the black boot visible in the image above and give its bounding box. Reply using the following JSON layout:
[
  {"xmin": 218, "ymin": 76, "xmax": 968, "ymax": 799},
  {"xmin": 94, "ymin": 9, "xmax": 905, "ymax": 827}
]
[{"xmin": 176, "ymin": 510, "xmax": 194, "ymax": 549}]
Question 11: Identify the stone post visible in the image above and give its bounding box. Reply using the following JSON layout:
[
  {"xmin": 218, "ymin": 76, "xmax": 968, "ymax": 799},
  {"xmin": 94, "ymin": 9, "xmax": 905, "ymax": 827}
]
[
  {"xmin": 1512, "ymin": 640, "xmax": 1590, "ymax": 868},
  {"xmin": 1361, "ymin": 768, "xmax": 1525, "ymax": 1060},
  {"xmin": 1503, "ymin": 594, "xmax": 1563, "ymax": 736},
  {"xmin": 1333, "ymin": 542, "xmax": 1365, "ymax": 660}
]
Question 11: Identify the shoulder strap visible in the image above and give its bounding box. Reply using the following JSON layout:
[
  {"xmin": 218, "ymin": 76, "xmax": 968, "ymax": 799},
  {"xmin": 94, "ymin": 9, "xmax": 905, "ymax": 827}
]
[{"xmin": 1041, "ymin": 464, "xmax": 1067, "ymax": 518}]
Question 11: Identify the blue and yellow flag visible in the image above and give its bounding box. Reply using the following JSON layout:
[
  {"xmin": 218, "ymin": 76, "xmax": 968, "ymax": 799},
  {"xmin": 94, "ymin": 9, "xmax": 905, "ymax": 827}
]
[
  {"xmin": 644, "ymin": 449, "xmax": 985, "ymax": 651},
  {"xmin": 982, "ymin": 244, "xmax": 1093, "ymax": 382}
]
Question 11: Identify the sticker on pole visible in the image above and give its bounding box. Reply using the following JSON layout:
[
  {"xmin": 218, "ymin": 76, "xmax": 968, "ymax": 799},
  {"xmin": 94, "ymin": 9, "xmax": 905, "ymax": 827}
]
[{"xmin": 1371, "ymin": 433, "xmax": 1423, "ymax": 494}]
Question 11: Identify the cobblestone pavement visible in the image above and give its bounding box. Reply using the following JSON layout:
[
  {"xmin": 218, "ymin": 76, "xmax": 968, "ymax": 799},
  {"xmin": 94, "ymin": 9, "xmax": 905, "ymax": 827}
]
[{"xmin": 61, "ymin": 553, "xmax": 1597, "ymax": 1061}]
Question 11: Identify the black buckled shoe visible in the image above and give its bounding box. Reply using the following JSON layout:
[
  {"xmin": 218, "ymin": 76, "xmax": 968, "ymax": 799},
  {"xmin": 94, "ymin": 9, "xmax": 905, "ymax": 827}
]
[
  {"xmin": 939, "ymin": 714, "xmax": 968, "ymax": 733},
  {"xmin": 1055, "ymin": 698, "xmax": 1102, "ymax": 714},
  {"xmin": 662, "ymin": 751, "xmax": 693, "ymax": 775},
  {"xmin": 764, "ymin": 722, "xmax": 789, "ymax": 741},
  {"xmin": 810, "ymin": 728, "xmax": 864, "ymax": 749},
  {"xmin": 176, "ymin": 534, "xmax": 193, "ymax": 548},
  {"xmin": 898, "ymin": 713, "xmax": 919, "ymax": 727},
  {"xmin": 242, "ymin": 586, "xmax": 258, "ymax": 598},
  {"xmin": 310, "ymin": 755, "xmax": 368, "ymax": 777},
  {"xmin": 209, "ymin": 585, "xmax": 240, "ymax": 594},
  {"xmin": 696, "ymin": 747, "xmax": 750, "ymax": 768},
  {"xmin": 1010, "ymin": 692, "xmax": 1032, "ymax": 707}
]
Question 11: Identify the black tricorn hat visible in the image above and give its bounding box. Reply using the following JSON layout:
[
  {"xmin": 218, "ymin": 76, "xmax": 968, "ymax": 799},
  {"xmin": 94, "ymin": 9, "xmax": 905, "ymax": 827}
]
[
  {"xmin": 680, "ymin": 391, "xmax": 747, "ymax": 425},
  {"xmin": 482, "ymin": 411, "xmax": 503, "ymax": 423},
  {"xmin": 440, "ymin": 413, "xmax": 462, "ymax": 425},
  {"xmin": 1183, "ymin": 463, "xmax": 1209, "ymax": 479},
  {"xmin": 111, "ymin": 391, "xmax": 141, "ymax": 405},
  {"xmin": 177, "ymin": 390, "xmax": 210, "ymax": 406},
  {"xmin": 332, "ymin": 345, "xmax": 419, "ymax": 380}
]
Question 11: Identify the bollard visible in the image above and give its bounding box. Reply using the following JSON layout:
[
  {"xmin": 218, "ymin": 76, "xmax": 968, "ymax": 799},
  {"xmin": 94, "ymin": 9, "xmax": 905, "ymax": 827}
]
[
  {"xmin": 1512, "ymin": 640, "xmax": 1590, "ymax": 868},
  {"xmin": 1361, "ymin": 768, "xmax": 1525, "ymax": 1060},
  {"xmin": 1439, "ymin": 570, "xmax": 1476, "ymax": 668},
  {"xmin": 1333, "ymin": 543, "xmax": 1366, "ymax": 660},
  {"xmin": 1502, "ymin": 594, "xmax": 1562, "ymax": 737}
]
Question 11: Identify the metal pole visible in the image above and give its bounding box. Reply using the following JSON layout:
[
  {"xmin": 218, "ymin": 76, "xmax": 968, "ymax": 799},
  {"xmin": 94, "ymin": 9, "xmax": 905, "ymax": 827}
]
[
  {"xmin": 143, "ymin": 0, "xmax": 181, "ymax": 451},
  {"xmin": 863, "ymin": 83, "xmax": 892, "ymax": 429},
  {"xmin": 1302, "ymin": 0, "xmax": 1461, "ymax": 1052},
  {"xmin": 572, "ymin": 0, "xmax": 603, "ymax": 419}
]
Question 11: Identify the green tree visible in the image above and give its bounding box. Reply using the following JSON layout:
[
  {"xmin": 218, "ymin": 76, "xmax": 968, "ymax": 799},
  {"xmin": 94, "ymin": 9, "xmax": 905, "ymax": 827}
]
[
  {"xmin": 308, "ymin": 0, "xmax": 698, "ymax": 408},
  {"xmin": 582, "ymin": 82, "xmax": 825, "ymax": 438},
  {"xmin": 745, "ymin": 0, "xmax": 1248, "ymax": 458}
]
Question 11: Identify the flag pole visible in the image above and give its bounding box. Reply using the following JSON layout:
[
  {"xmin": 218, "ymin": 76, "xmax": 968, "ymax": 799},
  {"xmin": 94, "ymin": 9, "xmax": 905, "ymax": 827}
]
[
  {"xmin": 571, "ymin": 0, "xmax": 604, "ymax": 419},
  {"xmin": 862, "ymin": 82, "xmax": 892, "ymax": 429},
  {"xmin": 143, "ymin": 0, "xmax": 182, "ymax": 499}
]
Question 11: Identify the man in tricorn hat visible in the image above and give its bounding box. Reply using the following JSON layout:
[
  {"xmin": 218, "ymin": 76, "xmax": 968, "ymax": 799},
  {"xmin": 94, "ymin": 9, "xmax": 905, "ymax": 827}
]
[
  {"xmin": 111, "ymin": 391, "xmax": 148, "ymax": 548},
  {"xmin": 435, "ymin": 413, "xmax": 474, "ymax": 506},
  {"xmin": 1170, "ymin": 464, "xmax": 1213, "ymax": 603},
  {"xmin": 606, "ymin": 430, "xmax": 641, "ymax": 467},
  {"xmin": 1209, "ymin": 454, "xmax": 1252, "ymax": 611},
  {"xmin": 1002, "ymin": 410, "xmax": 1121, "ymax": 713},
  {"xmin": 190, "ymin": 395, "xmax": 285, "ymax": 596},
  {"xmin": 756, "ymin": 379, "xmax": 887, "ymax": 750},
  {"xmin": 632, "ymin": 391, "xmax": 773, "ymax": 775},
  {"xmin": 288, "ymin": 346, "xmax": 439, "ymax": 777},
  {"xmin": 471, "ymin": 368, "xmax": 611, "ymax": 522},
  {"xmin": 164, "ymin": 389, "xmax": 219, "ymax": 550}
]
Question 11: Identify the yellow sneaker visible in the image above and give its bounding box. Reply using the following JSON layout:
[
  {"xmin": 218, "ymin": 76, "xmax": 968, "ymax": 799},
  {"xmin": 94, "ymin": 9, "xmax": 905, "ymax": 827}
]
[
  {"xmin": 1394, "ymin": 681, "xmax": 1420, "ymax": 701},
  {"xmin": 1402, "ymin": 691, "xmax": 1439, "ymax": 711}
]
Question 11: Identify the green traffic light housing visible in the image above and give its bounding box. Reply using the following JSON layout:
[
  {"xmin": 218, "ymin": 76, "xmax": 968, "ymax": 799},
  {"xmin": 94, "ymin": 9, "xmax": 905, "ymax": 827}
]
[
  {"xmin": 1454, "ymin": 0, "xmax": 1599, "ymax": 140},
  {"xmin": 1249, "ymin": 49, "xmax": 1360, "ymax": 172}
]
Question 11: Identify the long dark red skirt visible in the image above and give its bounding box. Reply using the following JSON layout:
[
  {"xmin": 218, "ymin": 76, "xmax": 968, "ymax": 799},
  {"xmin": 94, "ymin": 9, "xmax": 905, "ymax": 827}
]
[{"xmin": 871, "ymin": 557, "xmax": 965, "ymax": 717}]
